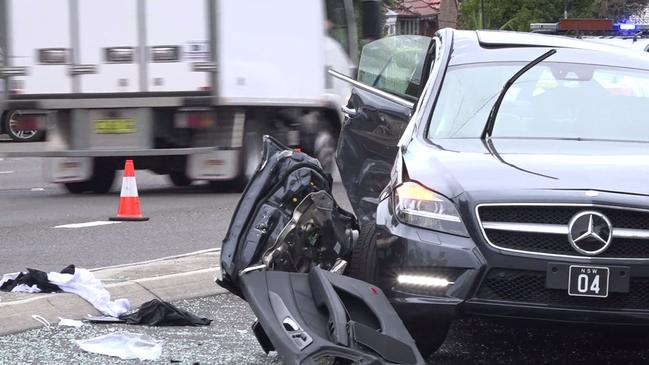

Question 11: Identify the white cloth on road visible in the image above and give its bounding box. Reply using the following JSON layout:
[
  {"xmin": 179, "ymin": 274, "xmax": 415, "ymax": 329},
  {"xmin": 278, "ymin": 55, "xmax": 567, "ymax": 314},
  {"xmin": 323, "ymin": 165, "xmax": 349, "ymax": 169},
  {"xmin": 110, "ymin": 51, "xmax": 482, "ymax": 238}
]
[
  {"xmin": 11, "ymin": 284, "xmax": 41, "ymax": 293},
  {"xmin": 47, "ymin": 268, "xmax": 130, "ymax": 317},
  {"xmin": 74, "ymin": 331, "xmax": 162, "ymax": 361}
]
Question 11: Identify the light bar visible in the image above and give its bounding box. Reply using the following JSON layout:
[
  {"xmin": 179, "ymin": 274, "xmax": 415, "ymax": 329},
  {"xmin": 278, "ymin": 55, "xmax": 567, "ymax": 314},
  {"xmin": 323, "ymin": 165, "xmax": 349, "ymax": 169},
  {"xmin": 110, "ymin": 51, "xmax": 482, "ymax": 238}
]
[
  {"xmin": 151, "ymin": 46, "xmax": 180, "ymax": 62},
  {"xmin": 397, "ymin": 274, "xmax": 453, "ymax": 287},
  {"xmin": 618, "ymin": 23, "xmax": 637, "ymax": 31},
  {"xmin": 38, "ymin": 48, "xmax": 68, "ymax": 64},
  {"xmin": 105, "ymin": 47, "xmax": 134, "ymax": 63}
]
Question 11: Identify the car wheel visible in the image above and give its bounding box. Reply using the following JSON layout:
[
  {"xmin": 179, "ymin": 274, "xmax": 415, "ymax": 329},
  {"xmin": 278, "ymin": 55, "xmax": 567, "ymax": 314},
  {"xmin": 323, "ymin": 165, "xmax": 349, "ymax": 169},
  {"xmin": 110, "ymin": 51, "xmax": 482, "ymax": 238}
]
[
  {"xmin": 348, "ymin": 223, "xmax": 379, "ymax": 284},
  {"xmin": 3, "ymin": 111, "xmax": 45, "ymax": 142},
  {"xmin": 348, "ymin": 222, "xmax": 450, "ymax": 359},
  {"xmin": 169, "ymin": 171, "xmax": 192, "ymax": 187},
  {"xmin": 63, "ymin": 181, "xmax": 91, "ymax": 194}
]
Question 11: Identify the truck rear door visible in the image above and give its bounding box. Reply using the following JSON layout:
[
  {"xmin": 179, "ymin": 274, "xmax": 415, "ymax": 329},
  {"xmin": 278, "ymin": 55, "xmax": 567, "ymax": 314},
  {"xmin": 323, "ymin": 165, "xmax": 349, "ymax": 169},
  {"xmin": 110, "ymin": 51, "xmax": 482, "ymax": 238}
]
[
  {"xmin": 77, "ymin": 0, "xmax": 139, "ymax": 93},
  {"xmin": 145, "ymin": 0, "xmax": 210, "ymax": 92},
  {"xmin": 8, "ymin": 0, "xmax": 73, "ymax": 95}
]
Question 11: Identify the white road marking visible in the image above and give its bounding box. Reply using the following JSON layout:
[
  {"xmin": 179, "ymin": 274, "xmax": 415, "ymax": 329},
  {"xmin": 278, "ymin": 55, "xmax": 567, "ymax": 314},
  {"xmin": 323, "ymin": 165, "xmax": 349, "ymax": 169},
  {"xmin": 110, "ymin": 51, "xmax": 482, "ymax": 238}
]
[
  {"xmin": 30, "ymin": 187, "xmax": 44, "ymax": 191},
  {"xmin": 54, "ymin": 221, "xmax": 122, "ymax": 229},
  {"xmin": 0, "ymin": 170, "xmax": 14, "ymax": 174},
  {"xmin": 90, "ymin": 248, "xmax": 221, "ymax": 271}
]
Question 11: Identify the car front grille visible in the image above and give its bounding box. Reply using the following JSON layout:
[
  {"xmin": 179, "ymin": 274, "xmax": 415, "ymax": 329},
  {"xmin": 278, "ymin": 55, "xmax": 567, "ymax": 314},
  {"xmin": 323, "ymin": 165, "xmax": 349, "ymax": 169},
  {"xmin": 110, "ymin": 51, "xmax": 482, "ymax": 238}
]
[
  {"xmin": 477, "ymin": 204, "xmax": 649, "ymax": 259},
  {"xmin": 476, "ymin": 269, "xmax": 649, "ymax": 311},
  {"xmin": 479, "ymin": 205, "xmax": 649, "ymax": 229}
]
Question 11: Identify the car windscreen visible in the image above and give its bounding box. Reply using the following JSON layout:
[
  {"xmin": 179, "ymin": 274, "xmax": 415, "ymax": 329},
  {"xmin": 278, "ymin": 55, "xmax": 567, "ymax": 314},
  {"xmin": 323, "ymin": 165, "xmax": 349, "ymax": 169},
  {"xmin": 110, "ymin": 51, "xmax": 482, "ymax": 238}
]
[{"xmin": 427, "ymin": 62, "xmax": 649, "ymax": 142}]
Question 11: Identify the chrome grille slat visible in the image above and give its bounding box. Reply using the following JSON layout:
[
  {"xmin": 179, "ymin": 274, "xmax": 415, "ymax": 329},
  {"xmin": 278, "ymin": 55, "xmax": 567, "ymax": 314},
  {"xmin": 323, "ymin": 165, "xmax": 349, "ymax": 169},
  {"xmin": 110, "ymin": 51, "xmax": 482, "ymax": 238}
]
[{"xmin": 482, "ymin": 221, "xmax": 649, "ymax": 240}]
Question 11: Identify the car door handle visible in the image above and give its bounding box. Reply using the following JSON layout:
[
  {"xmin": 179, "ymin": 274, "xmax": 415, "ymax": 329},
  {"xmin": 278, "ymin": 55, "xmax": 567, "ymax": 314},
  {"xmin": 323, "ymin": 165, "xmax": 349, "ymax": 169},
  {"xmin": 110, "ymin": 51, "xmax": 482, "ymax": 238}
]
[{"xmin": 341, "ymin": 106, "xmax": 358, "ymax": 118}]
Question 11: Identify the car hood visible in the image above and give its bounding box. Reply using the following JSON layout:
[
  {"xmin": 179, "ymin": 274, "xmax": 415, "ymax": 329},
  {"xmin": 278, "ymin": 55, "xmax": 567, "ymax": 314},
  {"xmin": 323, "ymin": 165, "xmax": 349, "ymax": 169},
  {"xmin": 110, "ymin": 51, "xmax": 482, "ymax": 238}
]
[{"xmin": 403, "ymin": 139, "xmax": 649, "ymax": 197}]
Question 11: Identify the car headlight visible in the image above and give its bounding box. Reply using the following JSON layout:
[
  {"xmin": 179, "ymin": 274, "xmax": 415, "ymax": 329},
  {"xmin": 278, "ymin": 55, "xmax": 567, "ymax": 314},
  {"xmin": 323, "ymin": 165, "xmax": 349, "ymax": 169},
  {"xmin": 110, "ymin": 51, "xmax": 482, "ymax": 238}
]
[{"xmin": 394, "ymin": 181, "xmax": 468, "ymax": 237}]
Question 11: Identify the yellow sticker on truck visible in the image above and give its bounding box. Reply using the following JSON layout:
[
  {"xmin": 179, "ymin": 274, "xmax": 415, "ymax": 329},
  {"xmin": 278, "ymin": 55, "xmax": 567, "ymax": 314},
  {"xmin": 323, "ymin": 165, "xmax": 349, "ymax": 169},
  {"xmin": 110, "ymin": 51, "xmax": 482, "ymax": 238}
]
[{"xmin": 95, "ymin": 119, "xmax": 136, "ymax": 134}]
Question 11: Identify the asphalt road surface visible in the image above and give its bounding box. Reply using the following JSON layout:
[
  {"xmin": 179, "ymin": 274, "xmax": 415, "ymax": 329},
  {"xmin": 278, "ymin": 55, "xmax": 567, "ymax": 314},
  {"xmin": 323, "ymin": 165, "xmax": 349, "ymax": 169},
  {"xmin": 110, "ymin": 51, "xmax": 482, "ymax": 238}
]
[
  {"xmin": 0, "ymin": 140, "xmax": 349, "ymax": 273},
  {"xmin": 3, "ymin": 293, "xmax": 649, "ymax": 364}
]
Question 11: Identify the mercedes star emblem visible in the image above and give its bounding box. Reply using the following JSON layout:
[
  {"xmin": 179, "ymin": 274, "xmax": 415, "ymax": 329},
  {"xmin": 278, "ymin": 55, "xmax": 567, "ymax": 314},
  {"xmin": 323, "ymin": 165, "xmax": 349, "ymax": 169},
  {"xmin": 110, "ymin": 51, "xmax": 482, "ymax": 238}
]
[{"xmin": 567, "ymin": 211, "xmax": 613, "ymax": 256}]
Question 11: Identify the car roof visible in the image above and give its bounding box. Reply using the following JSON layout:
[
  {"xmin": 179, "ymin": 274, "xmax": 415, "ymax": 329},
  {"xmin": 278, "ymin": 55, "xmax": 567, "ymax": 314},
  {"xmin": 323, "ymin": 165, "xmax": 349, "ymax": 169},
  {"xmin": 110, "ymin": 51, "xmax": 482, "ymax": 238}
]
[
  {"xmin": 447, "ymin": 29, "xmax": 649, "ymax": 70},
  {"xmin": 580, "ymin": 36, "xmax": 649, "ymax": 52}
]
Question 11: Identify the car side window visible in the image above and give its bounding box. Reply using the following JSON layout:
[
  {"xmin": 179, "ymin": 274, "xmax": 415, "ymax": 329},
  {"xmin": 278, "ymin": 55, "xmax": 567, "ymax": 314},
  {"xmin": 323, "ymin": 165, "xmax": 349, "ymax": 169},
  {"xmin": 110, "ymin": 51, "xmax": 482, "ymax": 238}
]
[{"xmin": 357, "ymin": 35, "xmax": 432, "ymax": 100}]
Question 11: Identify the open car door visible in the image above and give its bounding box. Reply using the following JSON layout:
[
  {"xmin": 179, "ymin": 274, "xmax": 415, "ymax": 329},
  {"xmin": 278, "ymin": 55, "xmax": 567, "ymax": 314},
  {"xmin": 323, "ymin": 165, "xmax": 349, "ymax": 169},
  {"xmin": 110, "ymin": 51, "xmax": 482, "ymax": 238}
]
[
  {"xmin": 218, "ymin": 137, "xmax": 424, "ymax": 364},
  {"xmin": 333, "ymin": 35, "xmax": 434, "ymax": 223}
]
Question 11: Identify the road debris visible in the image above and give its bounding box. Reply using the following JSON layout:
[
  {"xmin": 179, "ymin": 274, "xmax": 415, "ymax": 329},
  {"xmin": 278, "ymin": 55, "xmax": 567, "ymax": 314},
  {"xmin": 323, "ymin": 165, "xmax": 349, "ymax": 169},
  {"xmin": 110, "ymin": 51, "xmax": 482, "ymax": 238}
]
[
  {"xmin": 1, "ymin": 265, "xmax": 130, "ymax": 317},
  {"xmin": 74, "ymin": 331, "xmax": 162, "ymax": 361},
  {"xmin": 120, "ymin": 299, "xmax": 212, "ymax": 326},
  {"xmin": 58, "ymin": 318, "xmax": 84, "ymax": 328}
]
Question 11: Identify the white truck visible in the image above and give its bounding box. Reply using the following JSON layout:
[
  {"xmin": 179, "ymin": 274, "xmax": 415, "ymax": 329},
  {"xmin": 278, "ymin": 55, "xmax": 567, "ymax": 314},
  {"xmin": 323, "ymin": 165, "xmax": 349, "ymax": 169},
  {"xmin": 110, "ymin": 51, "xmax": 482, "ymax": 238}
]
[{"xmin": 1, "ymin": 0, "xmax": 376, "ymax": 193}]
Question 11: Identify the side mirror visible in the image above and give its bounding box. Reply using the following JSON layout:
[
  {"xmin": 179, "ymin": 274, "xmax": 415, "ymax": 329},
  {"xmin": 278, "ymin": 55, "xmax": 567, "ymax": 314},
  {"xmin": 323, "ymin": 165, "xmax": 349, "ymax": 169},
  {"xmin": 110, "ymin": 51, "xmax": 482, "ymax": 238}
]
[{"xmin": 361, "ymin": 0, "xmax": 383, "ymax": 41}]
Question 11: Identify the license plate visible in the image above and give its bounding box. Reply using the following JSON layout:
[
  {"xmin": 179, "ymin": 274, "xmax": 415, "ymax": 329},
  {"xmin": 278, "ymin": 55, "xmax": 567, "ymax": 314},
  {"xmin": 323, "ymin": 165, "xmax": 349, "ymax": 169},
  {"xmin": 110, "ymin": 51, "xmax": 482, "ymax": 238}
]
[
  {"xmin": 568, "ymin": 265, "xmax": 609, "ymax": 298},
  {"xmin": 95, "ymin": 118, "xmax": 135, "ymax": 134}
]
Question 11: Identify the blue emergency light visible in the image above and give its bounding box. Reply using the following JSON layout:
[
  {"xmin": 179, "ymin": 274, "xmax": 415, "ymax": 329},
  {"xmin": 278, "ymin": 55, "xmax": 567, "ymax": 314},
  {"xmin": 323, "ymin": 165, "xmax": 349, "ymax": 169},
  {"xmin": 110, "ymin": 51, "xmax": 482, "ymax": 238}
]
[{"xmin": 618, "ymin": 23, "xmax": 637, "ymax": 31}]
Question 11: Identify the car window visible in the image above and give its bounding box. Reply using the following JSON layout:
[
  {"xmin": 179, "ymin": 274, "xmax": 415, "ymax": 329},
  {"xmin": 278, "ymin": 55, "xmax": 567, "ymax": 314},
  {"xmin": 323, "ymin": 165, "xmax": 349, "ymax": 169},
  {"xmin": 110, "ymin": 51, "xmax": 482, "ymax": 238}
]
[
  {"xmin": 357, "ymin": 35, "xmax": 432, "ymax": 99},
  {"xmin": 428, "ymin": 62, "xmax": 649, "ymax": 142}
]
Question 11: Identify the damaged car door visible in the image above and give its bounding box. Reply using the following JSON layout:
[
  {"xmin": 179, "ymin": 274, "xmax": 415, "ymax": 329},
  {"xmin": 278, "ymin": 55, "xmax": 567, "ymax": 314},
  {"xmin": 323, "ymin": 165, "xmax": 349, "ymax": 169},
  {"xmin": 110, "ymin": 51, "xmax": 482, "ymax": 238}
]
[
  {"xmin": 334, "ymin": 35, "xmax": 434, "ymax": 223},
  {"xmin": 218, "ymin": 136, "xmax": 424, "ymax": 364}
]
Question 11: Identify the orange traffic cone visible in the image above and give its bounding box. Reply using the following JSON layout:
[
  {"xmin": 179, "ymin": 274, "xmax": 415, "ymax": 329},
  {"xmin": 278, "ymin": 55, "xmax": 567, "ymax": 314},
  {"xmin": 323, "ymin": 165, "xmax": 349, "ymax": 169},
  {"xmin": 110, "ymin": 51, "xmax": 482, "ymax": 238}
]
[{"xmin": 109, "ymin": 160, "xmax": 149, "ymax": 221}]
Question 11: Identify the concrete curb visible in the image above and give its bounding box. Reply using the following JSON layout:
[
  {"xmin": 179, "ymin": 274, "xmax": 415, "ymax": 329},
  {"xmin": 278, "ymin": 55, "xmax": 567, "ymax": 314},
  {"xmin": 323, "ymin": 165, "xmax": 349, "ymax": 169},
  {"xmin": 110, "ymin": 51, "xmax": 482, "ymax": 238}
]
[{"xmin": 0, "ymin": 250, "xmax": 227, "ymax": 335}]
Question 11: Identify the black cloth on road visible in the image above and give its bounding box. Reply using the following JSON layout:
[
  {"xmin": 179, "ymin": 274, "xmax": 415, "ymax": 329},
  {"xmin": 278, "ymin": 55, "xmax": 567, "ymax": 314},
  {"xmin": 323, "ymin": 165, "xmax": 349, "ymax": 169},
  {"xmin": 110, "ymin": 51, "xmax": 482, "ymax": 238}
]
[
  {"xmin": 119, "ymin": 299, "xmax": 212, "ymax": 326},
  {"xmin": 0, "ymin": 265, "xmax": 76, "ymax": 293}
]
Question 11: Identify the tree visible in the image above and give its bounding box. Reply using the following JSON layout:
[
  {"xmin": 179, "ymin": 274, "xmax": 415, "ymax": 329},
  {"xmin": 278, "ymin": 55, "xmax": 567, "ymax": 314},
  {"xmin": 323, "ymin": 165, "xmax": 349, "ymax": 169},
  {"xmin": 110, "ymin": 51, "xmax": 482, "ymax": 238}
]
[{"xmin": 458, "ymin": 0, "xmax": 649, "ymax": 31}]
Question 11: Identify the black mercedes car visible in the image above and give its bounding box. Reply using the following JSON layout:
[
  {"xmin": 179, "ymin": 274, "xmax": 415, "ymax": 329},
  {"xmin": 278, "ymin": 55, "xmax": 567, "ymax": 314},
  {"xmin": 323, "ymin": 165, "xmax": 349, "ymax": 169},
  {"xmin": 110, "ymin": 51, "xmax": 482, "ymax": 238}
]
[{"xmin": 219, "ymin": 29, "xmax": 649, "ymax": 363}]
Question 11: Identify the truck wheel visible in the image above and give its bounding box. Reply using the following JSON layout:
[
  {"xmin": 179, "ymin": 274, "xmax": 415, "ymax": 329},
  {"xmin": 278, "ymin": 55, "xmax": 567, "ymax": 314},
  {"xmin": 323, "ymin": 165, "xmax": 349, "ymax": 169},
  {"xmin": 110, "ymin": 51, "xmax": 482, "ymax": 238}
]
[
  {"xmin": 313, "ymin": 127, "xmax": 336, "ymax": 175},
  {"xmin": 3, "ymin": 111, "xmax": 45, "ymax": 142},
  {"xmin": 240, "ymin": 130, "xmax": 263, "ymax": 188},
  {"xmin": 209, "ymin": 130, "xmax": 262, "ymax": 193},
  {"xmin": 89, "ymin": 159, "xmax": 116, "ymax": 194},
  {"xmin": 63, "ymin": 181, "xmax": 91, "ymax": 194},
  {"xmin": 169, "ymin": 171, "xmax": 192, "ymax": 187}
]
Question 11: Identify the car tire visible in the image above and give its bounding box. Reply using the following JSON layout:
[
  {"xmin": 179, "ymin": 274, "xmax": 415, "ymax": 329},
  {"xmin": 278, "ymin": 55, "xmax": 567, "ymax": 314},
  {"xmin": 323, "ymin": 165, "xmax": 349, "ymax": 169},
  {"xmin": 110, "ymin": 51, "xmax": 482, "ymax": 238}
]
[
  {"xmin": 348, "ymin": 223, "xmax": 379, "ymax": 284},
  {"xmin": 169, "ymin": 171, "xmax": 192, "ymax": 187},
  {"xmin": 3, "ymin": 111, "xmax": 45, "ymax": 142},
  {"xmin": 348, "ymin": 222, "xmax": 449, "ymax": 359}
]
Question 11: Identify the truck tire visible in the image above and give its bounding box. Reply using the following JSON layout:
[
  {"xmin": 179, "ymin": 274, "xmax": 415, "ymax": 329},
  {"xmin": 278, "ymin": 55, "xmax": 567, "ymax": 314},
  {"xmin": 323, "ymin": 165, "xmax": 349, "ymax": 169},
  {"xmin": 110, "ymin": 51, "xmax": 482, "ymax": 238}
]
[
  {"xmin": 3, "ymin": 110, "xmax": 45, "ymax": 142},
  {"xmin": 348, "ymin": 222, "xmax": 449, "ymax": 359},
  {"xmin": 63, "ymin": 181, "xmax": 91, "ymax": 194},
  {"xmin": 90, "ymin": 167, "xmax": 116, "ymax": 194},
  {"xmin": 209, "ymin": 130, "xmax": 262, "ymax": 193},
  {"xmin": 313, "ymin": 126, "xmax": 336, "ymax": 175},
  {"xmin": 169, "ymin": 171, "xmax": 192, "ymax": 187}
]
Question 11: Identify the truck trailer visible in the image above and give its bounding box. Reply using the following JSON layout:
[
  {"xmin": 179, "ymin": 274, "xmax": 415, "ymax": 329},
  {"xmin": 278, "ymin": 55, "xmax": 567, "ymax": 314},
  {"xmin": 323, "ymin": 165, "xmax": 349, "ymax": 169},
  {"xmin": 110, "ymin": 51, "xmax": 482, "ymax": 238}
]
[{"xmin": 0, "ymin": 0, "xmax": 370, "ymax": 193}]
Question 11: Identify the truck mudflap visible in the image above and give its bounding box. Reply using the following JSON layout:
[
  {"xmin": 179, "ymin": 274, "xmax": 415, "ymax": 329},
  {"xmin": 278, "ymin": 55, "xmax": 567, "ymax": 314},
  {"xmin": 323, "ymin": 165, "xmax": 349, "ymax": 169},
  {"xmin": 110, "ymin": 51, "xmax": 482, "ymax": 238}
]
[
  {"xmin": 217, "ymin": 137, "xmax": 424, "ymax": 363},
  {"xmin": 240, "ymin": 268, "xmax": 424, "ymax": 365}
]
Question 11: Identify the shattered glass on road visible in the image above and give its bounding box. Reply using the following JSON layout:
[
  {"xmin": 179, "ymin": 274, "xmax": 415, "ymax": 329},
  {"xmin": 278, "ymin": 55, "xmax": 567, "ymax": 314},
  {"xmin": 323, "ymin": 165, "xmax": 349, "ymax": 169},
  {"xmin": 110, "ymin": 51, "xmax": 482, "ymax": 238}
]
[{"xmin": 0, "ymin": 295, "xmax": 279, "ymax": 365}]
